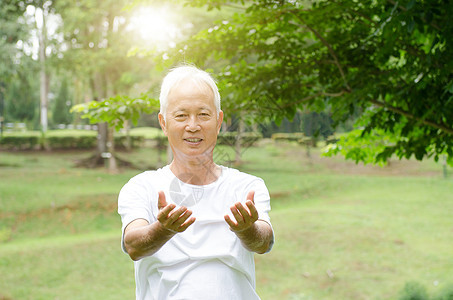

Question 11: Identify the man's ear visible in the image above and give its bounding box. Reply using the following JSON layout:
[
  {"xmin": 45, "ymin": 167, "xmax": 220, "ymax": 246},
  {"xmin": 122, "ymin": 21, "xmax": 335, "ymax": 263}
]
[
  {"xmin": 217, "ymin": 110, "xmax": 224, "ymax": 134},
  {"xmin": 158, "ymin": 113, "xmax": 168, "ymax": 136}
]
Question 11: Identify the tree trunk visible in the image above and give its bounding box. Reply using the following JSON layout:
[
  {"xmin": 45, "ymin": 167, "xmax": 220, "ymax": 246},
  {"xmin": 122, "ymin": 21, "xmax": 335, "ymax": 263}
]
[
  {"xmin": 92, "ymin": 72, "xmax": 118, "ymax": 172},
  {"xmin": 107, "ymin": 126, "xmax": 118, "ymax": 173},
  {"xmin": 124, "ymin": 120, "xmax": 131, "ymax": 151},
  {"xmin": 97, "ymin": 122, "xmax": 108, "ymax": 154},
  {"xmin": 37, "ymin": 7, "xmax": 48, "ymax": 134}
]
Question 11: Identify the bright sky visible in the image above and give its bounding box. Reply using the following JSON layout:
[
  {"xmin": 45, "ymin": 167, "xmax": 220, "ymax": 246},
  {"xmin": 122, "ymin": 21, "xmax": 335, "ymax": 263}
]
[
  {"xmin": 128, "ymin": 5, "xmax": 181, "ymax": 50},
  {"xmin": 16, "ymin": 4, "xmax": 183, "ymax": 61}
]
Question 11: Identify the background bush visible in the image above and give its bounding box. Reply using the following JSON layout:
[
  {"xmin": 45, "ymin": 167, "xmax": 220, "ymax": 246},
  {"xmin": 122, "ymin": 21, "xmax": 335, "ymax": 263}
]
[
  {"xmin": 217, "ymin": 131, "xmax": 262, "ymax": 147},
  {"xmin": 0, "ymin": 132, "xmax": 41, "ymax": 150},
  {"xmin": 398, "ymin": 282, "xmax": 453, "ymax": 300},
  {"xmin": 0, "ymin": 130, "xmax": 145, "ymax": 150}
]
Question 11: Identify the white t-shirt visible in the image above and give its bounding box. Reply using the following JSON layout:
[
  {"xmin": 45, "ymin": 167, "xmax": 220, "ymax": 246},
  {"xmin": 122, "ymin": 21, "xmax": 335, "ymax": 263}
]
[{"xmin": 118, "ymin": 165, "xmax": 273, "ymax": 300}]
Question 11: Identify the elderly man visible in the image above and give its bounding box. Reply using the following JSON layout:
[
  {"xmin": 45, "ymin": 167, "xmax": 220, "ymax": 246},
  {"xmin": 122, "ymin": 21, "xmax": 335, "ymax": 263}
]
[{"xmin": 118, "ymin": 65, "xmax": 274, "ymax": 300}]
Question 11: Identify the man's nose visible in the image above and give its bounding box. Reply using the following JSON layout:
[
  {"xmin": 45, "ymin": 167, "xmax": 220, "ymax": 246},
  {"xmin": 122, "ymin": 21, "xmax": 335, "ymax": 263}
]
[{"xmin": 185, "ymin": 116, "xmax": 200, "ymax": 132}]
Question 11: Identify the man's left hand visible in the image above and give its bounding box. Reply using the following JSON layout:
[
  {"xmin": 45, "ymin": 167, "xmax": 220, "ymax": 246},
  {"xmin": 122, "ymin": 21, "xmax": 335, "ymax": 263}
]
[{"xmin": 224, "ymin": 191, "xmax": 259, "ymax": 232}]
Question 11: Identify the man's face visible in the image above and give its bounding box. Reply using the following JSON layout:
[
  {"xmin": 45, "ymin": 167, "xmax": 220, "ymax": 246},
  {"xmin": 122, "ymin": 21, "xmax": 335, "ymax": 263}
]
[{"xmin": 159, "ymin": 78, "xmax": 224, "ymax": 161}]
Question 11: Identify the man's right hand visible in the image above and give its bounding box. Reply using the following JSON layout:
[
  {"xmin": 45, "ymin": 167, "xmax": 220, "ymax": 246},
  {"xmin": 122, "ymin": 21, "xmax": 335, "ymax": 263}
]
[
  {"xmin": 157, "ymin": 191, "xmax": 196, "ymax": 233},
  {"xmin": 123, "ymin": 191, "xmax": 196, "ymax": 261}
]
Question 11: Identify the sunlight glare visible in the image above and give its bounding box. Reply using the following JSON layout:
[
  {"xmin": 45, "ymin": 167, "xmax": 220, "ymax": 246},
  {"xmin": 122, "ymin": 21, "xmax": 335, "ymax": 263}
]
[{"xmin": 129, "ymin": 6, "xmax": 180, "ymax": 48}]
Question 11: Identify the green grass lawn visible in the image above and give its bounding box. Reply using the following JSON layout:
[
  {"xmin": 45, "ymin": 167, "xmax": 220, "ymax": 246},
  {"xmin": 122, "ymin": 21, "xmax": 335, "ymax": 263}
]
[{"xmin": 1, "ymin": 142, "xmax": 452, "ymax": 299}]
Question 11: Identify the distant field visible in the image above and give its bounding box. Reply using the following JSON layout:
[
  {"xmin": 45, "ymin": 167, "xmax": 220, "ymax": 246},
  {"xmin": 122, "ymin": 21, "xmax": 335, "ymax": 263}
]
[{"xmin": 0, "ymin": 142, "xmax": 452, "ymax": 299}]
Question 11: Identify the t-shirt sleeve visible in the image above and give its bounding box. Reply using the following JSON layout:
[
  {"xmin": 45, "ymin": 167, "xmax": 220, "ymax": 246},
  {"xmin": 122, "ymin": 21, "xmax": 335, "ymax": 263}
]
[
  {"xmin": 249, "ymin": 178, "xmax": 274, "ymax": 252},
  {"xmin": 118, "ymin": 174, "xmax": 156, "ymax": 253},
  {"xmin": 249, "ymin": 178, "xmax": 272, "ymax": 224}
]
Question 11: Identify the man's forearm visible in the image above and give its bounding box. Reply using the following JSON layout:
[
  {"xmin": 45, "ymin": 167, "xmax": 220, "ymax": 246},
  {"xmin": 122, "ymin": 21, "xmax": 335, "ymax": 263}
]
[
  {"xmin": 234, "ymin": 220, "xmax": 274, "ymax": 254},
  {"xmin": 124, "ymin": 221, "xmax": 176, "ymax": 261}
]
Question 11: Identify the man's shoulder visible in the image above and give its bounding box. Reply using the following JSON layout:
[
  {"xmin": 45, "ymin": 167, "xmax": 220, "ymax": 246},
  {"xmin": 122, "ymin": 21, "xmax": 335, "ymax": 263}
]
[
  {"xmin": 221, "ymin": 166, "xmax": 264, "ymax": 183},
  {"xmin": 127, "ymin": 166, "xmax": 170, "ymax": 185}
]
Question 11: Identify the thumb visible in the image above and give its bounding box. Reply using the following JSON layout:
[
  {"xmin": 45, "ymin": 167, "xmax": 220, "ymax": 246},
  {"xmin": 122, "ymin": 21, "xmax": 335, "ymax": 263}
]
[
  {"xmin": 157, "ymin": 191, "xmax": 167, "ymax": 210},
  {"xmin": 246, "ymin": 190, "xmax": 255, "ymax": 204}
]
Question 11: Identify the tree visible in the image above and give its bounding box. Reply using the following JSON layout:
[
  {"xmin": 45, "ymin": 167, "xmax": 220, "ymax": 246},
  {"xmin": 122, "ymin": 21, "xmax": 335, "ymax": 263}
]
[
  {"xmin": 52, "ymin": 77, "xmax": 72, "ymax": 125},
  {"xmin": 71, "ymin": 94, "xmax": 159, "ymax": 171},
  {"xmin": 0, "ymin": 0, "xmax": 31, "ymax": 132},
  {"xmin": 4, "ymin": 63, "xmax": 38, "ymax": 124},
  {"xmin": 54, "ymin": 0, "xmax": 155, "ymax": 171},
  {"xmin": 35, "ymin": 1, "xmax": 51, "ymax": 133},
  {"xmin": 163, "ymin": 0, "xmax": 453, "ymax": 165}
]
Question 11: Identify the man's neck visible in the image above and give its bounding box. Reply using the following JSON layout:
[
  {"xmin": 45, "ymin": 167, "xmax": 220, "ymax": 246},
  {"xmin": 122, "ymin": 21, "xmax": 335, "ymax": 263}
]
[{"xmin": 169, "ymin": 156, "xmax": 221, "ymax": 186}]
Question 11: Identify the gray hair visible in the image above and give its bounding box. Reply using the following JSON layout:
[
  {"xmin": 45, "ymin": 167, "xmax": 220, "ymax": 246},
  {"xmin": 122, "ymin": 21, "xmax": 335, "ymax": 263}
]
[{"xmin": 159, "ymin": 65, "xmax": 221, "ymax": 118}]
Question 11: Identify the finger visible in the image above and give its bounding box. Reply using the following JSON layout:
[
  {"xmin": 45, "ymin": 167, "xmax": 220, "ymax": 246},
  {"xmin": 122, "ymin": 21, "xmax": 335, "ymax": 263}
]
[
  {"xmin": 179, "ymin": 216, "xmax": 196, "ymax": 231},
  {"xmin": 235, "ymin": 202, "xmax": 252, "ymax": 220},
  {"xmin": 246, "ymin": 190, "xmax": 255, "ymax": 204},
  {"xmin": 157, "ymin": 204, "xmax": 176, "ymax": 222},
  {"xmin": 231, "ymin": 205, "xmax": 245, "ymax": 224},
  {"xmin": 246, "ymin": 201, "xmax": 259, "ymax": 221},
  {"xmin": 160, "ymin": 207, "xmax": 187, "ymax": 230},
  {"xmin": 157, "ymin": 207, "xmax": 173, "ymax": 223},
  {"xmin": 174, "ymin": 209, "xmax": 193, "ymax": 226},
  {"xmin": 157, "ymin": 191, "xmax": 167, "ymax": 210},
  {"xmin": 168, "ymin": 206, "xmax": 189, "ymax": 222},
  {"xmin": 224, "ymin": 214, "xmax": 237, "ymax": 228}
]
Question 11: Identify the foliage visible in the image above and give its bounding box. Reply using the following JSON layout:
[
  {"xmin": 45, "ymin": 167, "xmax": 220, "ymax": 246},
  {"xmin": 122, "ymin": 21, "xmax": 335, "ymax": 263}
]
[
  {"xmin": 1, "ymin": 0, "xmax": 39, "ymax": 125},
  {"xmin": 54, "ymin": 0, "xmax": 155, "ymax": 97},
  {"xmin": 399, "ymin": 282, "xmax": 429, "ymax": 300},
  {"xmin": 4, "ymin": 66, "xmax": 38, "ymax": 123},
  {"xmin": 398, "ymin": 281, "xmax": 453, "ymax": 300},
  {"xmin": 129, "ymin": 127, "xmax": 165, "ymax": 139},
  {"xmin": 301, "ymin": 111, "xmax": 334, "ymax": 139},
  {"xmin": 0, "ymin": 129, "xmax": 145, "ymax": 150},
  {"xmin": 0, "ymin": 131, "xmax": 41, "ymax": 150},
  {"xmin": 0, "ymin": 0, "xmax": 29, "ymax": 84},
  {"xmin": 52, "ymin": 78, "xmax": 73, "ymax": 125},
  {"xmin": 435, "ymin": 285, "xmax": 453, "ymax": 300},
  {"xmin": 1, "ymin": 146, "xmax": 453, "ymax": 299},
  {"xmin": 271, "ymin": 132, "xmax": 305, "ymax": 142},
  {"xmin": 163, "ymin": 0, "xmax": 453, "ymax": 165},
  {"xmin": 323, "ymin": 129, "xmax": 398, "ymax": 166},
  {"xmin": 217, "ymin": 131, "xmax": 262, "ymax": 147},
  {"xmin": 71, "ymin": 94, "xmax": 159, "ymax": 131}
]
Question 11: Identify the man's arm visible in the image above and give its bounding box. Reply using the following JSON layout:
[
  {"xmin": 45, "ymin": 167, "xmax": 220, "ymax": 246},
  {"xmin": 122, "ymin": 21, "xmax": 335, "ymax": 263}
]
[
  {"xmin": 224, "ymin": 191, "xmax": 274, "ymax": 254},
  {"xmin": 123, "ymin": 191, "xmax": 196, "ymax": 261}
]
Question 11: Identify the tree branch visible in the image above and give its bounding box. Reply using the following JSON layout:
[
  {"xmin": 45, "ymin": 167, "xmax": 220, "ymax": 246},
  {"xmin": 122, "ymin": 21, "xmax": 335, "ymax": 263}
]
[
  {"xmin": 289, "ymin": 19, "xmax": 351, "ymax": 92},
  {"xmin": 370, "ymin": 99, "xmax": 453, "ymax": 135},
  {"xmin": 278, "ymin": 90, "xmax": 348, "ymax": 109},
  {"xmin": 386, "ymin": 0, "xmax": 441, "ymax": 31}
]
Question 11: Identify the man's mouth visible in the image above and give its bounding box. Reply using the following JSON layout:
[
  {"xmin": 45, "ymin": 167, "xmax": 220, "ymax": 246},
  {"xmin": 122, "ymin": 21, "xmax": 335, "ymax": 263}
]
[{"xmin": 185, "ymin": 138, "xmax": 202, "ymax": 143}]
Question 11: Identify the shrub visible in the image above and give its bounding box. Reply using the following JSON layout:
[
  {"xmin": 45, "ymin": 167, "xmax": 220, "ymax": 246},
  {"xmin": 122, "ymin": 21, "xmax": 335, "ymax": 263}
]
[
  {"xmin": 0, "ymin": 130, "xmax": 146, "ymax": 150},
  {"xmin": 46, "ymin": 135, "xmax": 97, "ymax": 150},
  {"xmin": 271, "ymin": 132, "xmax": 305, "ymax": 142},
  {"xmin": 397, "ymin": 282, "xmax": 453, "ymax": 300},
  {"xmin": 399, "ymin": 282, "xmax": 429, "ymax": 300},
  {"xmin": 0, "ymin": 129, "xmax": 263, "ymax": 151},
  {"xmin": 114, "ymin": 135, "xmax": 144, "ymax": 150},
  {"xmin": 434, "ymin": 285, "xmax": 453, "ymax": 300},
  {"xmin": 0, "ymin": 132, "xmax": 41, "ymax": 150},
  {"xmin": 217, "ymin": 132, "xmax": 262, "ymax": 147},
  {"xmin": 129, "ymin": 127, "xmax": 164, "ymax": 139},
  {"xmin": 46, "ymin": 130, "xmax": 97, "ymax": 150}
]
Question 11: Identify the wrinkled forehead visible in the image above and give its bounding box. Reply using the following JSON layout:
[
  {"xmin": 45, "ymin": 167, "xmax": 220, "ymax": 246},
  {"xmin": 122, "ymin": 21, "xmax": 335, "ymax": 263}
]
[{"xmin": 167, "ymin": 77, "xmax": 215, "ymax": 103}]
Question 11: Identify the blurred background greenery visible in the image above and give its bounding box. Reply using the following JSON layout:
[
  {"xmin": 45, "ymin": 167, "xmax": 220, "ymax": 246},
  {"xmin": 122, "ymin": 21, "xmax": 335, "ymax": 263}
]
[
  {"xmin": 1, "ymin": 143, "xmax": 453, "ymax": 299},
  {"xmin": 1, "ymin": 0, "xmax": 453, "ymax": 299}
]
